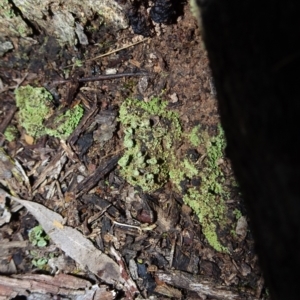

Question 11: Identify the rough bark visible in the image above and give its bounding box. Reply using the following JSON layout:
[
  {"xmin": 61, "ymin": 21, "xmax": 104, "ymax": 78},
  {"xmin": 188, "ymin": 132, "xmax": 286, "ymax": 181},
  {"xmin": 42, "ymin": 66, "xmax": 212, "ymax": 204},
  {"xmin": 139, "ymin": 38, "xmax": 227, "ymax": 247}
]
[
  {"xmin": 196, "ymin": 1, "xmax": 300, "ymax": 299},
  {"xmin": 0, "ymin": 0, "xmax": 127, "ymax": 46}
]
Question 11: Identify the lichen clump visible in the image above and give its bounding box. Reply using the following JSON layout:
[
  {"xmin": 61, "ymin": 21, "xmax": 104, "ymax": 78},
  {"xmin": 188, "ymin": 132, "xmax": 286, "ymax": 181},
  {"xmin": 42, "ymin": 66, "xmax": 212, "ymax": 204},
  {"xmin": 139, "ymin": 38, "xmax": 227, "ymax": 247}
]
[
  {"xmin": 118, "ymin": 97, "xmax": 182, "ymax": 192},
  {"xmin": 119, "ymin": 97, "xmax": 230, "ymax": 252},
  {"xmin": 4, "ymin": 125, "xmax": 18, "ymax": 142},
  {"xmin": 45, "ymin": 106, "xmax": 84, "ymax": 139},
  {"xmin": 183, "ymin": 127, "xmax": 229, "ymax": 252},
  {"xmin": 15, "ymin": 85, "xmax": 83, "ymax": 139},
  {"xmin": 189, "ymin": 124, "xmax": 201, "ymax": 147}
]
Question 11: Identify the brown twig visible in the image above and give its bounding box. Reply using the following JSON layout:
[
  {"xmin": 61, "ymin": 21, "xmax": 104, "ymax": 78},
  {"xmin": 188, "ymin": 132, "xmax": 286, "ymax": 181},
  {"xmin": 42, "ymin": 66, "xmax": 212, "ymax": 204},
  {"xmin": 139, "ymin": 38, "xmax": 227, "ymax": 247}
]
[
  {"xmin": 90, "ymin": 38, "xmax": 150, "ymax": 62},
  {"xmin": 0, "ymin": 106, "xmax": 17, "ymax": 146},
  {"xmin": 53, "ymin": 72, "xmax": 149, "ymax": 85},
  {"xmin": 0, "ymin": 72, "xmax": 28, "ymax": 94},
  {"xmin": 0, "ymin": 107, "xmax": 17, "ymax": 134},
  {"xmin": 64, "ymin": 37, "xmax": 150, "ymax": 68}
]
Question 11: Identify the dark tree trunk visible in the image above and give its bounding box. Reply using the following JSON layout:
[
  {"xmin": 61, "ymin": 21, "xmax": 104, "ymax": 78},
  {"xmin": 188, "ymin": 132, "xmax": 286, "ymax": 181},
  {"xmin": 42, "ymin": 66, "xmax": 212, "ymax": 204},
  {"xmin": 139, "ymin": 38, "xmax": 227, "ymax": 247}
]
[{"xmin": 195, "ymin": 1, "xmax": 300, "ymax": 299}]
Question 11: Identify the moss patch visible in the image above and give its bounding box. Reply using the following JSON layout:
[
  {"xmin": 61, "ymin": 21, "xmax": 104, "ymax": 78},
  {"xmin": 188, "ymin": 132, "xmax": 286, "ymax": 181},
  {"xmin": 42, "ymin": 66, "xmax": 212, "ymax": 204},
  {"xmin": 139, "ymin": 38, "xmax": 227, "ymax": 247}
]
[
  {"xmin": 119, "ymin": 97, "xmax": 230, "ymax": 252},
  {"xmin": 15, "ymin": 85, "xmax": 83, "ymax": 140}
]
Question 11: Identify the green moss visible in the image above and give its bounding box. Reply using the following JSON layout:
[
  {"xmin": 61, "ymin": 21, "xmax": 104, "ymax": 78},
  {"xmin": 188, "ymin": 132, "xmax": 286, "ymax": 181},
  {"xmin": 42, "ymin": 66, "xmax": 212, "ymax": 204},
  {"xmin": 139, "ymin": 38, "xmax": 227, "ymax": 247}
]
[
  {"xmin": 119, "ymin": 97, "xmax": 230, "ymax": 252},
  {"xmin": 4, "ymin": 125, "xmax": 18, "ymax": 142},
  {"xmin": 15, "ymin": 85, "xmax": 83, "ymax": 140}
]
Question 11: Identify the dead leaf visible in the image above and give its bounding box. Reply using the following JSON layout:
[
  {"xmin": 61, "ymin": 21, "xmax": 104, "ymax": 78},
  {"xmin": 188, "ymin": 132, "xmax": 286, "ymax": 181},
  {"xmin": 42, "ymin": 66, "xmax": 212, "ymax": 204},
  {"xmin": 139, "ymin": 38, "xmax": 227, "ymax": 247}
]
[
  {"xmin": 0, "ymin": 189, "xmax": 123, "ymax": 285},
  {"xmin": 24, "ymin": 134, "xmax": 34, "ymax": 145}
]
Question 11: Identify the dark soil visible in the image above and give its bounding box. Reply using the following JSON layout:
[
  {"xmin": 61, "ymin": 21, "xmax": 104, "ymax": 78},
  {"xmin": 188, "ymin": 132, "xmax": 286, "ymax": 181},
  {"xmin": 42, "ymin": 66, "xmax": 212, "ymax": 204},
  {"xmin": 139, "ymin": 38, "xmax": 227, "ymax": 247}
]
[{"xmin": 0, "ymin": 3, "xmax": 269, "ymax": 300}]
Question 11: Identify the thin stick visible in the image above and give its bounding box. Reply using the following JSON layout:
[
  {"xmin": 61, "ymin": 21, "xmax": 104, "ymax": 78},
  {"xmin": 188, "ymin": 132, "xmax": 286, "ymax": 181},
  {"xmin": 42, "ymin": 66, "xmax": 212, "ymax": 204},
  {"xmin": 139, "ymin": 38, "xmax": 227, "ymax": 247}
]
[
  {"xmin": 86, "ymin": 37, "xmax": 149, "ymax": 62},
  {"xmin": 64, "ymin": 37, "xmax": 149, "ymax": 68},
  {"xmin": 53, "ymin": 72, "xmax": 149, "ymax": 85},
  {"xmin": 0, "ymin": 72, "xmax": 28, "ymax": 94}
]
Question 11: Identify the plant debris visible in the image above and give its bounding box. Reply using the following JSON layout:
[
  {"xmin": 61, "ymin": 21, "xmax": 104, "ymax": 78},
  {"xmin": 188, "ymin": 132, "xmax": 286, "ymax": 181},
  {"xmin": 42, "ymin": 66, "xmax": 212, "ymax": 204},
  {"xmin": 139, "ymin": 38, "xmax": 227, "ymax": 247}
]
[{"xmin": 0, "ymin": 2, "xmax": 267, "ymax": 299}]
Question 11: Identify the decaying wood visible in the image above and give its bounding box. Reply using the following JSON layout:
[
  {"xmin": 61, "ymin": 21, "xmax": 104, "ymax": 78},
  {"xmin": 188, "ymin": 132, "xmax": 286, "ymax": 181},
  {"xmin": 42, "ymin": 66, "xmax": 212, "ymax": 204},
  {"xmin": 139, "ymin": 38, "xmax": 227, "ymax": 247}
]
[
  {"xmin": 110, "ymin": 246, "xmax": 139, "ymax": 299},
  {"xmin": 0, "ymin": 0, "xmax": 128, "ymax": 46},
  {"xmin": 155, "ymin": 270, "xmax": 254, "ymax": 299},
  {"xmin": 0, "ymin": 107, "xmax": 16, "ymax": 136},
  {"xmin": 0, "ymin": 147, "xmax": 31, "ymax": 199},
  {"xmin": 0, "ymin": 240, "xmax": 28, "ymax": 249},
  {"xmin": 154, "ymin": 284, "xmax": 182, "ymax": 299},
  {"xmin": 0, "ymin": 273, "xmax": 89, "ymax": 296},
  {"xmin": 0, "ymin": 273, "xmax": 115, "ymax": 299},
  {"xmin": 32, "ymin": 149, "xmax": 67, "ymax": 191}
]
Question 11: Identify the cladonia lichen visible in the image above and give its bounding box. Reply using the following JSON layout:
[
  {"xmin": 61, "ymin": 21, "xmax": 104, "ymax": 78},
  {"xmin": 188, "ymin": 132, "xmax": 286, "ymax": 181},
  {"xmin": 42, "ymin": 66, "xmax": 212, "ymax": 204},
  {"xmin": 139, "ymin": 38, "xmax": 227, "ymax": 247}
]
[
  {"xmin": 183, "ymin": 127, "xmax": 229, "ymax": 252},
  {"xmin": 4, "ymin": 125, "xmax": 18, "ymax": 142},
  {"xmin": 189, "ymin": 125, "xmax": 201, "ymax": 147},
  {"xmin": 119, "ymin": 97, "xmax": 231, "ymax": 252},
  {"xmin": 45, "ymin": 105, "xmax": 84, "ymax": 139},
  {"xmin": 118, "ymin": 97, "xmax": 181, "ymax": 192},
  {"xmin": 15, "ymin": 85, "xmax": 83, "ymax": 140}
]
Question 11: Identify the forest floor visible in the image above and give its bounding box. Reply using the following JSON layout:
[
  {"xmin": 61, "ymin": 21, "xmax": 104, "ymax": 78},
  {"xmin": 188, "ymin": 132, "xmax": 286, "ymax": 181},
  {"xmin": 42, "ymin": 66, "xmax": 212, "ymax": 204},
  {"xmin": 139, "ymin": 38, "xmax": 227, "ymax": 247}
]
[{"xmin": 0, "ymin": 3, "xmax": 269, "ymax": 300}]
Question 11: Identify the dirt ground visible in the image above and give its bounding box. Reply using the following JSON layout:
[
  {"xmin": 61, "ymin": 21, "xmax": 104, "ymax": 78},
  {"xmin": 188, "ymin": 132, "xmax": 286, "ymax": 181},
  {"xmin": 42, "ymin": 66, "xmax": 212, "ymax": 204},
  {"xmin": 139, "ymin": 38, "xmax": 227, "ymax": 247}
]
[{"xmin": 0, "ymin": 3, "xmax": 269, "ymax": 300}]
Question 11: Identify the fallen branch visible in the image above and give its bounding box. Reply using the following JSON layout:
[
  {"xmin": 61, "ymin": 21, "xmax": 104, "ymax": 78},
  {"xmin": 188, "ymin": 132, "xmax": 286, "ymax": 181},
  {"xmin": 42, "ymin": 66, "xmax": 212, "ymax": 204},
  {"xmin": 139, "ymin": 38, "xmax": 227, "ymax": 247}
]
[
  {"xmin": 155, "ymin": 270, "xmax": 256, "ymax": 300},
  {"xmin": 0, "ymin": 273, "xmax": 115, "ymax": 299}
]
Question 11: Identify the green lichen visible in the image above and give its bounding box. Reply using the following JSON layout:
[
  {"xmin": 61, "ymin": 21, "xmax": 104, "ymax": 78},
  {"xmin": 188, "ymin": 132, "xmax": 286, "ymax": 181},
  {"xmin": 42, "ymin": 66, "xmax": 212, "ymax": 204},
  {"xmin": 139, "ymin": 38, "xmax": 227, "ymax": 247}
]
[
  {"xmin": 189, "ymin": 125, "xmax": 202, "ymax": 147},
  {"xmin": 1, "ymin": 0, "xmax": 15, "ymax": 19},
  {"xmin": 118, "ymin": 97, "xmax": 181, "ymax": 192},
  {"xmin": 15, "ymin": 85, "xmax": 53, "ymax": 138},
  {"xmin": 74, "ymin": 59, "xmax": 83, "ymax": 67},
  {"xmin": 15, "ymin": 85, "xmax": 83, "ymax": 140},
  {"xmin": 169, "ymin": 158, "xmax": 198, "ymax": 188},
  {"xmin": 183, "ymin": 126, "xmax": 229, "ymax": 252},
  {"xmin": 4, "ymin": 125, "xmax": 18, "ymax": 142},
  {"xmin": 233, "ymin": 209, "xmax": 243, "ymax": 220},
  {"xmin": 119, "ymin": 97, "xmax": 230, "ymax": 252},
  {"xmin": 45, "ymin": 105, "xmax": 84, "ymax": 139}
]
